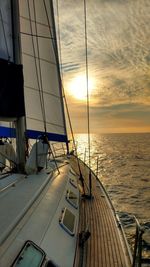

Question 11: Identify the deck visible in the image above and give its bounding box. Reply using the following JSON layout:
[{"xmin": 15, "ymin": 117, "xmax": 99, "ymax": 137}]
[
  {"xmin": 71, "ymin": 156, "xmax": 131, "ymax": 267},
  {"xmin": 0, "ymin": 161, "xmax": 80, "ymax": 267}
]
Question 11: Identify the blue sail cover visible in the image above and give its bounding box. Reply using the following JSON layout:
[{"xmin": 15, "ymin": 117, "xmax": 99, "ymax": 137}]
[{"xmin": 0, "ymin": 59, "xmax": 25, "ymax": 118}]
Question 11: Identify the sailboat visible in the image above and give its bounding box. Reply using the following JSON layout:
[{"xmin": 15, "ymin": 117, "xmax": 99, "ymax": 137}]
[{"xmin": 0, "ymin": 1, "xmax": 143, "ymax": 267}]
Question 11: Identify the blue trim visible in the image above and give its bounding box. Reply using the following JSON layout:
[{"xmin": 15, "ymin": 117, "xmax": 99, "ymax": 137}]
[
  {"xmin": 26, "ymin": 129, "xmax": 68, "ymax": 142},
  {"xmin": 0, "ymin": 126, "xmax": 16, "ymax": 138},
  {"xmin": 0, "ymin": 126, "xmax": 68, "ymax": 142}
]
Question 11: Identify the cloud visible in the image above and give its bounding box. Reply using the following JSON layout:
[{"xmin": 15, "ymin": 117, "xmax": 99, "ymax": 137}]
[
  {"xmin": 55, "ymin": 0, "xmax": 150, "ymax": 132},
  {"xmin": 61, "ymin": 62, "xmax": 80, "ymax": 72}
]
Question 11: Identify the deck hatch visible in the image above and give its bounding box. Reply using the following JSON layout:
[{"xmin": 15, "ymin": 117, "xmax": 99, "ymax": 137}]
[
  {"xmin": 66, "ymin": 190, "xmax": 78, "ymax": 209},
  {"xmin": 59, "ymin": 207, "xmax": 76, "ymax": 236},
  {"xmin": 11, "ymin": 240, "xmax": 46, "ymax": 267}
]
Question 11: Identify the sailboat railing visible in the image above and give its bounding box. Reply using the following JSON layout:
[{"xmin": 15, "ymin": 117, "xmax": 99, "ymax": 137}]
[
  {"xmin": 51, "ymin": 142, "xmax": 66, "ymax": 157},
  {"xmin": 132, "ymin": 216, "xmax": 145, "ymax": 267}
]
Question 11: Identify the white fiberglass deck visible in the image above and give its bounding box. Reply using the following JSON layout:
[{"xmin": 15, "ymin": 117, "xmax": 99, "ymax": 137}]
[{"xmin": 0, "ymin": 161, "xmax": 80, "ymax": 267}]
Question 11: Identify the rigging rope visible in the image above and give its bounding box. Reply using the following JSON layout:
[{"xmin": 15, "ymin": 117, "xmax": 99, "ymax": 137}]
[
  {"xmin": 55, "ymin": 0, "xmax": 76, "ymax": 151},
  {"xmin": 43, "ymin": 0, "xmax": 57, "ymax": 57},
  {"xmin": 83, "ymin": 0, "xmax": 92, "ymax": 197},
  {"xmin": 20, "ymin": 32, "xmax": 54, "ymax": 40},
  {"xmin": 55, "ymin": 0, "xmax": 73, "ymax": 145}
]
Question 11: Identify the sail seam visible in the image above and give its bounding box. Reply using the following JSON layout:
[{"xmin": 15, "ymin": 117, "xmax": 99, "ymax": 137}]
[
  {"xmin": 20, "ymin": 31, "xmax": 54, "ymax": 40},
  {"xmin": 24, "ymin": 85, "xmax": 60, "ymax": 99},
  {"xmin": 20, "ymin": 15, "xmax": 52, "ymax": 29},
  {"xmin": 22, "ymin": 52, "xmax": 57, "ymax": 66},
  {"xmin": 26, "ymin": 117, "xmax": 64, "ymax": 128}
]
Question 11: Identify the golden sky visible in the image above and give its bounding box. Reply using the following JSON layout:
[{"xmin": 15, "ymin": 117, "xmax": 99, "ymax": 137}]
[{"xmin": 55, "ymin": 0, "xmax": 150, "ymax": 134}]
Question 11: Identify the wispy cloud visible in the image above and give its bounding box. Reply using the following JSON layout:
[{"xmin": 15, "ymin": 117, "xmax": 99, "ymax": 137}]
[
  {"xmin": 61, "ymin": 63, "xmax": 80, "ymax": 72},
  {"xmin": 55, "ymin": 0, "xmax": 150, "ymax": 133}
]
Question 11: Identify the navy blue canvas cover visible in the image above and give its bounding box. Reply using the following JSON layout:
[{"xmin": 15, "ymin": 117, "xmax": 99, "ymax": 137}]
[{"xmin": 0, "ymin": 59, "xmax": 25, "ymax": 118}]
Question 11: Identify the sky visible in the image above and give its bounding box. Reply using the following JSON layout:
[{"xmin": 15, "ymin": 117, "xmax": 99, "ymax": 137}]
[{"xmin": 54, "ymin": 0, "xmax": 150, "ymax": 134}]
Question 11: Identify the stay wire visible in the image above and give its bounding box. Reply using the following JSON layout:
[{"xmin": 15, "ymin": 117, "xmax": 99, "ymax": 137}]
[
  {"xmin": 55, "ymin": 0, "xmax": 74, "ymax": 145},
  {"xmin": 55, "ymin": 0, "xmax": 76, "ymax": 152},
  {"xmin": 43, "ymin": 0, "xmax": 56, "ymax": 56},
  {"xmin": 83, "ymin": 0, "xmax": 92, "ymax": 197}
]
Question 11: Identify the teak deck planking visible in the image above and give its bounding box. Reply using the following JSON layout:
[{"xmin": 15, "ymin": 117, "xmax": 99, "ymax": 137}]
[{"xmin": 71, "ymin": 156, "xmax": 131, "ymax": 267}]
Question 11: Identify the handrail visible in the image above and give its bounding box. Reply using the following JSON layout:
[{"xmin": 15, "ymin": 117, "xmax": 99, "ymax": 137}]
[
  {"xmin": 132, "ymin": 216, "xmax": 145, "ymax": 267},
  {"xmin": 96, "ymin": 156, "xmax": 99, "ymax": 176},
  {"xmin": 51, "ymin": 142, "xmax": 66, "ymax": 157}
]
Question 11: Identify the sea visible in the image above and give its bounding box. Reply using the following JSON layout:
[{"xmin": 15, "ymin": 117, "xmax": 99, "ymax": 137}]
[{"xmin": 74, "ymin": 132, "xmax": 150, "ymax": 260}]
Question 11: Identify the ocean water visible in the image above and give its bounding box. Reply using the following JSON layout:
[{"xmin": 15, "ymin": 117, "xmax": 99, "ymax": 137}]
[{"xmin": 74, "ymin": 132, "xmax": 150, "ymax": 259}]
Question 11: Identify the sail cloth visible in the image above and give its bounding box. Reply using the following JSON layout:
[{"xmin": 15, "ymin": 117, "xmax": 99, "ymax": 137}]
[
  {"xmin": 19, "ymin": 0, "xmax": 68, "ymax": 142},
  {"xmin": 0, "ymin": 0, "xmax": 14, "ymax": 62}
]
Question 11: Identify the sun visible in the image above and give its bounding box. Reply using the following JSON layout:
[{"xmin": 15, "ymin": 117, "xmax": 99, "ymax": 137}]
[{"xmin": 68, "ymin": 75, "xmax": 95, "ymax": 101}]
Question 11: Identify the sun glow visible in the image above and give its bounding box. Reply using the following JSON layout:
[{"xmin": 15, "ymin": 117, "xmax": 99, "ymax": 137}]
[{"xmin": 68, "ymin": 75, "xmax": 95, "ymax": 101}]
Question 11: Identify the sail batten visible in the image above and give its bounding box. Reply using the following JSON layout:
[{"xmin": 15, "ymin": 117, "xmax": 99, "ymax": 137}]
[
  {"xmin": 26, "ymin": 117, "xmax": 65, "ymax": 128},
  {"xmin": 24, "ymin": 85, "xmax": 60, "ymax": 99},
  {"xmin": 22, "ymin": 52, "xmax": 57, "ymax": 66}
]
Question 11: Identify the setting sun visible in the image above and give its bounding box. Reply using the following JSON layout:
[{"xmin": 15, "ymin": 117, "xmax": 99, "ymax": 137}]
[{"xmin": 68, "ymin": 75, "xmax": 95, "ymax": 101}]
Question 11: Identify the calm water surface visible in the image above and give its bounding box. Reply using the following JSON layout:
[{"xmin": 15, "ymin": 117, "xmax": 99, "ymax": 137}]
[{"xmin": 74, "ymin": 133, "xmax": 150, "ymax": 259}]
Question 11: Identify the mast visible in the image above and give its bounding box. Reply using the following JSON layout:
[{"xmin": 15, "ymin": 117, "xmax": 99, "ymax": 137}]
[{"xmin": 11, "ymin": 0, "xmax": 26, "ymax": 172}]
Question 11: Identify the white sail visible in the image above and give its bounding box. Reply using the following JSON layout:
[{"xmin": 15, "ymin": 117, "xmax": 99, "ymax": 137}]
[
  {"xmin": 0, "ymin": 0, "xmax": 14, "ymax": 62},
  {"xmin": 19, "ymin": 0, "xmax": 67, "ymax": 142}
]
